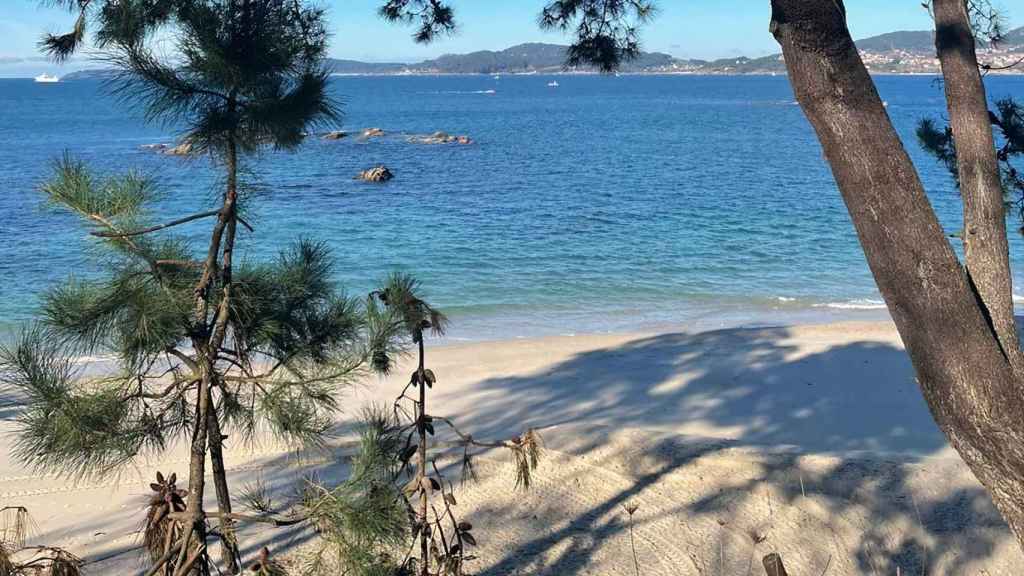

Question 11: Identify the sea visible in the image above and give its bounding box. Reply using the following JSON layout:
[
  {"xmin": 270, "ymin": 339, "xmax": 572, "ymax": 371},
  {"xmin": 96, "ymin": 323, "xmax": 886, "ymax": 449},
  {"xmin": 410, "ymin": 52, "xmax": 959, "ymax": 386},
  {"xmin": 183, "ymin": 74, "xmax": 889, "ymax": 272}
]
[{"xmin": 2, "ymin": 74, "xmax": 1023, "ymax": 341}]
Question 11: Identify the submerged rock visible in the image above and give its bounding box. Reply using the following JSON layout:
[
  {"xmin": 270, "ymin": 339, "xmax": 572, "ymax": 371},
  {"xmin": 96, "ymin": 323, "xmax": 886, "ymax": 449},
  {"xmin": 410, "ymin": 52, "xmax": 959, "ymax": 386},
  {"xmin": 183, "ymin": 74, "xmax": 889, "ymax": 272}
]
[
  {"xmin": 356, "ymin": 165, "xmax": 393, "ymax": 182},
  {"xmin": 407, "ymin": 131, "xmax": 473, "ymax": 145},
  {"xmin": 322, "ymin": 130, "xmax": 348, "ymax": 140}
]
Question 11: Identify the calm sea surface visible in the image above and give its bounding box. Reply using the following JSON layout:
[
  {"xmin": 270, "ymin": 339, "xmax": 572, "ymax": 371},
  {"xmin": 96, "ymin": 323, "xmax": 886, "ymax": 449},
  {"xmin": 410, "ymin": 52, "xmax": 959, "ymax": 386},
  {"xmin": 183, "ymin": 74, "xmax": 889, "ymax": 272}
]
[{"xmin": 2, "ymin": 74, "xmax": 1023, "ymax": 340}]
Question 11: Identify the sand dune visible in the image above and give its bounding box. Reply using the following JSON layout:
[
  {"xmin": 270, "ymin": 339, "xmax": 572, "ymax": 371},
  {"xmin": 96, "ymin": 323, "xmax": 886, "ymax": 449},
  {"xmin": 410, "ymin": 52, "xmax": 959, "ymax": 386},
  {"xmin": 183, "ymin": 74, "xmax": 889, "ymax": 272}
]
[{"xmin": 1, "ymin": 321, "xmax": 1019, "ymax": 574}]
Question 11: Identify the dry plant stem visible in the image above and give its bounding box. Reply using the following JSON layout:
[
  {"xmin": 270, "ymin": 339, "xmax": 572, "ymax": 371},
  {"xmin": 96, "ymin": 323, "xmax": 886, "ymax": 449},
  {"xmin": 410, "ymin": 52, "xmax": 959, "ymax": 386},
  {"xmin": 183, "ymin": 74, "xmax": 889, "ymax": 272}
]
[
  {"xmin": 627, "ymin": 511, "xmax": 639, "ymax": 576},
  {"xmin": 168, "ymin": 511, "xmax": 306, "ymax": 528},
  {"xmin": 430, "ymin": 460, "xmax": 465, "ymax": 554},
  {"xmin": 172, "ymin": 544, "xmax": 207, "ymax": 576},
  {"xmin": 145, "ymin": 542, "xmax": 185, "ymax": 576},
  {"xmin": 416, "ymin": 331, "xmax": 429, "ymax": 576},
  {"xmin": 762, "ymin": 552, "xmax": 789, "ymax": 576}
]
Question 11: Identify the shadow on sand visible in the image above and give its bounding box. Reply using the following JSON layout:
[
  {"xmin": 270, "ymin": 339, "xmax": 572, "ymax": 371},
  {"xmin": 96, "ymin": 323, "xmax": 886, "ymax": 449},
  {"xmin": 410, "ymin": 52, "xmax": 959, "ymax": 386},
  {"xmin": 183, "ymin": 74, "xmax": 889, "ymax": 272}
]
[
  {"xmin": 440, "ymin": 326, "xmax": 1012, "ymax": 575},
  {"xmin": 36, "ymin": 325, "xmax": 1019, "ymax": 574}
]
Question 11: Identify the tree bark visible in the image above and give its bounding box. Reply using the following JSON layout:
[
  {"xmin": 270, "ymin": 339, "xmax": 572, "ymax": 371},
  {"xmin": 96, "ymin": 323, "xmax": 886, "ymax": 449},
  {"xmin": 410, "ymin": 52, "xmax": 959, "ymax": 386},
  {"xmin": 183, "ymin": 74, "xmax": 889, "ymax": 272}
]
[
  {"xmin": 770, "ymin": 0, "xmax": 1024, "ymax": 546},
  {"xmin": 932, "ymin": 0, "xmax": 1024, "ymax": 376},
  {"xmin": 181, "ymin": 362, "xmax": 212, "ymax": 575},
  {"xmin": 207, "ymin": 389, "xmax": 241, "ymax": 574},
  {"xmin": 181, "ymin": 122, "xmax": 240, "ymax": 575}
]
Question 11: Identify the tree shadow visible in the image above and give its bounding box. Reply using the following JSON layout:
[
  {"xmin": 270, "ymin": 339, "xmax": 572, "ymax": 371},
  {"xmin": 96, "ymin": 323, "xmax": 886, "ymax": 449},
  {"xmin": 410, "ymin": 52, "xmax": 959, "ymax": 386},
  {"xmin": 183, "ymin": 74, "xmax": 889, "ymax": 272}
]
[
  {"xmin": 22, "ymin": 326, "xmax": 1019, "ymax": 573},
  {"xmin": 457, "ymin": 327, "xmax": 942, "ymax": 456},
  {"xmin": 436, "ymin": 326, "xmax": 1017, "ymax": 574}
]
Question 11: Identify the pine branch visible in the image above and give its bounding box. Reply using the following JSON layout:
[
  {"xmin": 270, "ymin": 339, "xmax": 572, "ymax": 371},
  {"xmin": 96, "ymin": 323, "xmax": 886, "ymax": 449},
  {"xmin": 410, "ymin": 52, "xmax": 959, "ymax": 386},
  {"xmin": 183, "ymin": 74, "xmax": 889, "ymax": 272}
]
[{"xmin": 90, "ymin": 209, "xmax": 221, "ymax": 238}]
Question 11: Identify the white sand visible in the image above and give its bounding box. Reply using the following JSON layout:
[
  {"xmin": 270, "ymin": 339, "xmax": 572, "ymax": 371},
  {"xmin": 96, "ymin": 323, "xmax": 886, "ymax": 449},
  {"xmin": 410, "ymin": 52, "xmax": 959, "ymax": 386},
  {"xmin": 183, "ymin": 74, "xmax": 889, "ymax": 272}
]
[{"xmin": 2, "ymin": 321, "xmax": 1020, "ymax": 574}]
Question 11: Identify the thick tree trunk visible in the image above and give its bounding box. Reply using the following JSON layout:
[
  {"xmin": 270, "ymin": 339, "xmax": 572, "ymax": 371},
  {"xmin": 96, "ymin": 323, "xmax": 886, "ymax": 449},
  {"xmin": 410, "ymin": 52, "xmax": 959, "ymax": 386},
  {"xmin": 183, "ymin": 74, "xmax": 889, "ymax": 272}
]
[
  {"xmin": 769, "ymin": 0, "xmax": 1024, "ymax": 546},
  {"xmin": 932, "ymin": 0, "xmax": 1023, "ymax": 375}
]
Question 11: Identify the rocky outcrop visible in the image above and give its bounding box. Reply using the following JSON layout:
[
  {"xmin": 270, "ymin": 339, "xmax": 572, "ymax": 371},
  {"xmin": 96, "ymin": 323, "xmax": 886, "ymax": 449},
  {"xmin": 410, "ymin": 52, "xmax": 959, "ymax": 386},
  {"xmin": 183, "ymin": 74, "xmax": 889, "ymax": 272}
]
[
  {"xmin": 322, "ymin": 130, "xmax": 348, "ymax": 140},
  {"xmin": 141, "ymin": 142, "xmax": 194, "ymax": 155},
  {"xmin": 361, "ymin": 127, "xmax": 385, "ymax": 138},
  {"xmin": 407, "ymin": 131, "xmax": 473, "ymax": 145},
  {"xmin": 164, "ymin": 141, "xmax": 193, "ymax": 156},
  {"xmin": 356, "ymin": 165, "xmax": 393, "ymax": 182}
]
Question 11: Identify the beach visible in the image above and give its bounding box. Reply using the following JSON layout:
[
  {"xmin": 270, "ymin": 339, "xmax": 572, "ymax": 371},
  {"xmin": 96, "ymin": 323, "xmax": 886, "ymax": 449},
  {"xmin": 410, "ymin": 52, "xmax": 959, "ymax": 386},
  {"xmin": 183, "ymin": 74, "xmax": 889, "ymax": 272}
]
[{"xmin": 3, "ymin": 320, "xmax": 1019, "ymax": 574}]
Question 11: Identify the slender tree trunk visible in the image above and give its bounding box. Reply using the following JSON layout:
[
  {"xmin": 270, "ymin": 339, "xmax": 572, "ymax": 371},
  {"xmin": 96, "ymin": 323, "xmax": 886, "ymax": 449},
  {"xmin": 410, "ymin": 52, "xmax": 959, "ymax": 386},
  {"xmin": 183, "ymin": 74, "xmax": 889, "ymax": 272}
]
[
  {"xmin": 181, "ymin": 361, "xmax": 213, "ymax": 576},
  {"xmin": 202, "ymin": 133, "xmax": 240, "ymax": 573},
  {"xmin": 769, "ymin": 0, "xmax": 1024, "ymax": 546},
  {"xmin": 207, "ymin": 388, "xmax": 241, "ymax": 574},
  {"xmin": 932, "ymin": 0, "xmax": 1024, "ymax": 376},
  {"xmin": 181, "ymin": 125, "xmax": 240, "ymax": 574},
  {"xmin": 416, "ymin": 332, "xmax": 429, "ymax": 576}
]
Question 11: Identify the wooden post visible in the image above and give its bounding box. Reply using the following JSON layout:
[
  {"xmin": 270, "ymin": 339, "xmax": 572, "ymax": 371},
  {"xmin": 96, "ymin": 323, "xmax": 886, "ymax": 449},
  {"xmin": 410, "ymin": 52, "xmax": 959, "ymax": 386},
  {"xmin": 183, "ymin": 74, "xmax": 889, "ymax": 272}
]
[{"xmin": 763, "ymin": 553, "xmax": 789, "ymax": 576}]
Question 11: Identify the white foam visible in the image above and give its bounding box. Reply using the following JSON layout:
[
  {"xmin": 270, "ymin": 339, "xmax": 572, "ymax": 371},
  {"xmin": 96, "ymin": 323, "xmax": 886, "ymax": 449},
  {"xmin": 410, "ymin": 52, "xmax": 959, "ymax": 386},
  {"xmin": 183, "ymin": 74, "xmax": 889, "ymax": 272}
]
[{"xmin": 813, "ymin": 299, "xmax": 887, "ymax": 310}]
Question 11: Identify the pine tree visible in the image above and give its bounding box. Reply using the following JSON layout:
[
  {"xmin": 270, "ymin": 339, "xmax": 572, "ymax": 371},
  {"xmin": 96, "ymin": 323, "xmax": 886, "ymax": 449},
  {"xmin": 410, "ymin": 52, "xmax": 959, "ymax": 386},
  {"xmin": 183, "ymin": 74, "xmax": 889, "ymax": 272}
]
[{"xmin": 3, "ymin": 1, "xmax": 344, "ymax": 573}]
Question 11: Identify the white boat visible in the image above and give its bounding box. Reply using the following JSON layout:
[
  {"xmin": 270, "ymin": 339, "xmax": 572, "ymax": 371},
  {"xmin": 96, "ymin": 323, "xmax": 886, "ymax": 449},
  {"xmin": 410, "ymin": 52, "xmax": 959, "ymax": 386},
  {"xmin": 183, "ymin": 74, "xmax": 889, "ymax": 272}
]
[
  {"xmin": 547, "ymin": 80, "xmax": 559, "ymax": 87},
  {"xmin": 34, "ymin": 74, "xmax": 60, "ymax": 83}
]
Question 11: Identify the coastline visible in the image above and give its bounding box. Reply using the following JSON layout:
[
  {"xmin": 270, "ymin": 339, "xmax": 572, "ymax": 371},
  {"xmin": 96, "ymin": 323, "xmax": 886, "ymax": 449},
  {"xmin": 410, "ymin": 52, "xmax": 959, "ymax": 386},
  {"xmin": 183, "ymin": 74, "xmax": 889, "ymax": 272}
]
[
  {"xmin": 4, "ymin": 318, "xmax": 1021, "ymax": 573},
  {"xmin": 35, "ymin": 70, "xmax": 1024, "ymax": 81}
]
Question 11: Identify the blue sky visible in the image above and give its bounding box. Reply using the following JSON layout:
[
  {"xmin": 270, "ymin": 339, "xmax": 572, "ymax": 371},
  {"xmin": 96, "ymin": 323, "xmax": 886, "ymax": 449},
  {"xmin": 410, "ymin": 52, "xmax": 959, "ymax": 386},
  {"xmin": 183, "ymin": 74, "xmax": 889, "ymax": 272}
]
[{"xmin": 1, "ymin": 0, "xmax": 1020, "ymax": 74}]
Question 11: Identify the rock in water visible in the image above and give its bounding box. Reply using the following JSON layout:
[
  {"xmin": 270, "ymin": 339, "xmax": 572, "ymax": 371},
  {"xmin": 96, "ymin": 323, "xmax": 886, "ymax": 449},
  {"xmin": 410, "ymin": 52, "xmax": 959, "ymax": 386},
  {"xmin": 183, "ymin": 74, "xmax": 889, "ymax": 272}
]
[
  {"xmin": 357, "ymin": 165, "xmax": 393, "ymax": 182},
  {"xmin": 361, "ymin": 127, "xmax": 385, "ymax": 138},
  {"xmin": 163, "ymin": 141, "xmax": 193, "ymax": 156},
  {"xmin": 322, "ymin": 130, "xmax": 348, "ymax": 140},
  {"xmin": 407, "ymin": 131, "xmax": 473, "ymax": 145}
]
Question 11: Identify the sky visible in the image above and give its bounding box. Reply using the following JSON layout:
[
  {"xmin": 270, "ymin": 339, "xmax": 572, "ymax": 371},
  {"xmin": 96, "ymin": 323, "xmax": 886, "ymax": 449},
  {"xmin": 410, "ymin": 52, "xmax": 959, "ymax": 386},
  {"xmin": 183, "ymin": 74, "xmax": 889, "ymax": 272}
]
[{"xmin": 1, "ymin": 0, "xmax": 1021, "ymax": 76}]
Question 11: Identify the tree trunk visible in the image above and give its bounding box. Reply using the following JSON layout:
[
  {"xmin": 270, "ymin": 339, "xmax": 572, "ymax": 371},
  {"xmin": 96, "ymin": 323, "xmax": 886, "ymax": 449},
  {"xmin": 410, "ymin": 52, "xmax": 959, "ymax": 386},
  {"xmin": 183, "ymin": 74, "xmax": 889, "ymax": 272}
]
[
  {"xmin": 207, "ymin": 389, "xmax": 241, "ymax": 574},
  {"xmin": 932, "ymin": 0, "xmax": 1024, "ymax": 376},
  {"xmin": 769, "ymin": 0, "xmax": 1024, "ymax": 546},
  {"xmin": 181, "ymin": 124, "xmax": 240, "ymax": 574},
  {"xmin": 201, "ymin": 132, "xmax": 241, "ymax": 573},
  {"xmin": 181, "ymin": 361, "xmax": 213, "ymax": 575}
]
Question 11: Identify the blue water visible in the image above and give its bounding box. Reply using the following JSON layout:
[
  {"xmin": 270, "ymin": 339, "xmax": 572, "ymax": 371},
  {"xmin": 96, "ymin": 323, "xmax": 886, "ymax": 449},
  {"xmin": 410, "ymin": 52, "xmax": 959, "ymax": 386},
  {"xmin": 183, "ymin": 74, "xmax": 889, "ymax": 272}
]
[{"xmin": 2, "ymin": 74, "xmax": 1023, "ymax": 340}]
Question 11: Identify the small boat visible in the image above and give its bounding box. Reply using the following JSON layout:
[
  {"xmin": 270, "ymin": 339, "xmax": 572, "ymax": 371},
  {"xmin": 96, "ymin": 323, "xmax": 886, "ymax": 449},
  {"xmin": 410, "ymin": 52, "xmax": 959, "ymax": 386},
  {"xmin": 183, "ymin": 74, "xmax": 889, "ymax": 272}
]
[
  {"xmin": 34, "ymin": 74, "xmax": 60, "ymax": 83},
  {"xmin": 547, "ymin": 80, "xmax": 559, "ymax": 87}
]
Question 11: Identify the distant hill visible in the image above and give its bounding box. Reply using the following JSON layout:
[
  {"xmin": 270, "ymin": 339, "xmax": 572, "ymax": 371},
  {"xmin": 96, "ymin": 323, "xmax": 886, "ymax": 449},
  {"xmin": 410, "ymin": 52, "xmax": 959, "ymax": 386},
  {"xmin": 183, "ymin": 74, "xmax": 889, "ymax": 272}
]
[
  {"xmin": 856, "ymin": 30, "xmax": 937, "ymax": 53},
  {"xmin": 325, "ymin": 59, "xmax": 406, "ymax": 75},
  {"xmin": 59, "ymin": 26, "xmax": 1024, "ymax": 80},
  {"xmin": 61, "ymin": 68, "xmax": 118, "ymax": 81},
  {"xmin": 1002, "ymin": 26, "xmax": 1024, "ymax": 45},
  {"xmin": 411, "ymin": 42, "xmax": 675, "ymax": 74}
]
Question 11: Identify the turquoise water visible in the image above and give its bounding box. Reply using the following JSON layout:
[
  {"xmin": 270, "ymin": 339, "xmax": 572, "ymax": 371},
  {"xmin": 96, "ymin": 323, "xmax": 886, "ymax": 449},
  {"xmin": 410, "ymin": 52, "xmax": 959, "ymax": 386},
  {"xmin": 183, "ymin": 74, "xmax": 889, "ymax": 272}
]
[{"xmin": 1, "ymin": 74, "xmax": 1023, "ymax": 340}]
